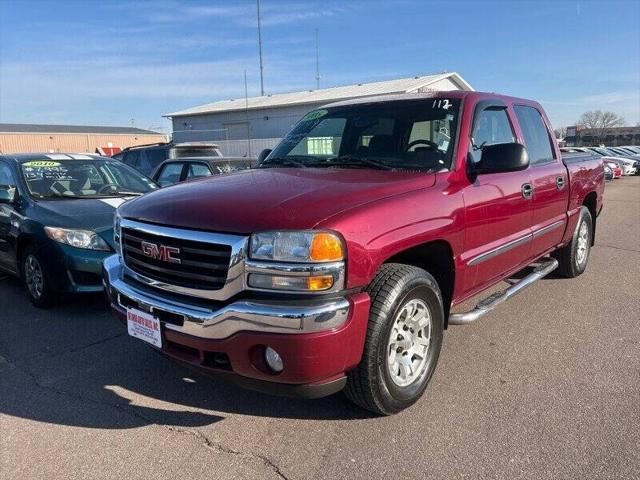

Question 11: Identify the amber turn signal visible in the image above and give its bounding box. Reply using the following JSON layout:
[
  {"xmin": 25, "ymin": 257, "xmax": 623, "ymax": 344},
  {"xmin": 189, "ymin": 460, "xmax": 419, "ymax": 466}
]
[
  {"xmin": 307, "ymin": 275, "xmax": 334, "ymax": 291},
  {"xmin": 309, "ymin": 233, "xmax": 344, "ymax": 262}
]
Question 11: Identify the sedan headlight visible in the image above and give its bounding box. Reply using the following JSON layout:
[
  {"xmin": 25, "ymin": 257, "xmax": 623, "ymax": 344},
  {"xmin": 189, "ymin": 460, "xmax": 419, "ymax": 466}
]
[
  {"xmin": 249, "ymin": 231, "xmax": 344, "ymax": 263},
  {"xmin": 44, "ymin": 227, "xmax": 110, "ymax": 251}
]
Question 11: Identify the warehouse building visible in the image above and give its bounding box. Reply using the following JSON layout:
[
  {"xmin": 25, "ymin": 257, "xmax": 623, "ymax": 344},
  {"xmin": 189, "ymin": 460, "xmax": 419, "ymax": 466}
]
[
  {"xmin": 165, "ymin": 72, "xmax": 473, "ymax": 157},
  {"xmin": 0, "ymin": 124, "xmax": 167, "ymax": 155}
]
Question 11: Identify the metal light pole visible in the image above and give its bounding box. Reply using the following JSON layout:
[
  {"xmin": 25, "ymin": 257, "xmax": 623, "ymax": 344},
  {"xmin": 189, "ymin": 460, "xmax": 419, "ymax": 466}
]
[
  {"xmin": 315, "ymin": 28, "xmax": 320, "ymax": 89},
  {"xmin": 244, "ymin": 69, "xmax": 251, "ymax": 157},
  {"xmin": 257, "ymin": 0, "xmax": 265, "ymax": 96}
]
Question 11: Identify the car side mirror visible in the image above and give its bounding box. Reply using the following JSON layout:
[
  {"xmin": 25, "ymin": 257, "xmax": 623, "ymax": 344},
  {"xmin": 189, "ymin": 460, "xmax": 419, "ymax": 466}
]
[
  {"xmin": 258, "ymin": 149, "xmax": 272, "ymax": 164},
  {"xmin": 469, "ymin": 142, "xmax": 529, "ymax": 177},
  {"xmin": 0, "ymin": 185, "xmax": 17, "ymax": 204}
]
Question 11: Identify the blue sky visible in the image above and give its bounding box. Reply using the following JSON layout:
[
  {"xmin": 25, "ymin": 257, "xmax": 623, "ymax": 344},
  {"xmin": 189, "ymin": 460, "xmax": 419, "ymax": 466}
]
[{"xmin": 0, "ymin": 0, "xmax": 638, "ymax": 134}]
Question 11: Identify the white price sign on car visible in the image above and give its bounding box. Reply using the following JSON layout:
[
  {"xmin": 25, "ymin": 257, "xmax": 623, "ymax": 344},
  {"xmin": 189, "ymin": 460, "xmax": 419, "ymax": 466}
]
[{"xmin": 127, "ymin": 307, "xmax": 162, "ymax": 348}]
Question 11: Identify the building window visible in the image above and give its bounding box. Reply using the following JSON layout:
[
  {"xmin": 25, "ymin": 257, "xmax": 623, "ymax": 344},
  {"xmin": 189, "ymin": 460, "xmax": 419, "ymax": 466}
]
[{"xmin": 307, "ymin": 136, "xmax": 335, "ymax": 155}]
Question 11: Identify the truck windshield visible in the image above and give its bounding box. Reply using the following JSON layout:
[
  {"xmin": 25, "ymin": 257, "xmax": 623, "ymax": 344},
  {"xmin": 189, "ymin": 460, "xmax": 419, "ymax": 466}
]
[
  {"xmin": 20, "ymin": 159, "xmax": 157, "ymax": 199},
  {"xmin": 264, "ymin": 98, "xmax": 461, "ymax": 171}
]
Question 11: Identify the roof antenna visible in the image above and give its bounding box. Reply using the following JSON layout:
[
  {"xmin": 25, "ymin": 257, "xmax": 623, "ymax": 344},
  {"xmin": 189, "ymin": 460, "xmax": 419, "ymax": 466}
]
[
  {"xmin": 315, "ymin": 28, "xmax": 320, "ymax": 90},
  {"xmin": 257, "ymin": 0, "xmax": 265, "ymax": 96}
]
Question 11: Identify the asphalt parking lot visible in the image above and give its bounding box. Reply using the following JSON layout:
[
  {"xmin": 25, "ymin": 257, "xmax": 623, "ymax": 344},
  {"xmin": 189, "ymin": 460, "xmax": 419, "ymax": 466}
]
[{"xmin": 1, "ymin": 177, "xmax": 638, "ymax": 480}]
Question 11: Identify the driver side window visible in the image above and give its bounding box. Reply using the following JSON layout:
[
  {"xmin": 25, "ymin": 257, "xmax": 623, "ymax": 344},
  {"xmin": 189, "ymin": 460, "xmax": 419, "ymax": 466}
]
[
  {"xmin": 0, "ymin": 162, "xmax": 16, "ymax": 186},
  {"xmin": 470, "ymin": 108, "xmax": 515, "ymax": 163}
]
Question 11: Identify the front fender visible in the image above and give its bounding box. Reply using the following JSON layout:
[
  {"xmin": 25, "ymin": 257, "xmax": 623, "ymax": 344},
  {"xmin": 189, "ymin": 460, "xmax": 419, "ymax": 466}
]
[{"xmin": 318, "ymin": 178, "xmax": 465, "ymax": 289}]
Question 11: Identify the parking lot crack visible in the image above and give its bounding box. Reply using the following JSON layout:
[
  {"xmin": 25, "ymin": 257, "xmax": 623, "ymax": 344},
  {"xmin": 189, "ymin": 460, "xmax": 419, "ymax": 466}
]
[
  {"xmin": 164, "ymin": 425, "xmax": 290, "ymax": 480},
  {"xmin": 8, "ymin": 357, "xmax": 290, "ymax": 480},
  {"xmin": 597, "ymin": 243, "xmax": 640, "ymax": 254},
  {"xmin": 7, "ymin": 358, "xmax": 165, "ymax": 426},
  {"xmin": 13, "ymin": 331, "xmax": 126, "ymax": 364}
]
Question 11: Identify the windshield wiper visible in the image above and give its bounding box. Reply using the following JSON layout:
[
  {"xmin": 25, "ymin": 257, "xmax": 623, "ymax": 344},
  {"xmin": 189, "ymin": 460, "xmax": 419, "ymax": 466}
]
[
  {"xmin": 36, "ymin": 192, "xmax": 84, "ymax": 200},
  {"xmin": 326, "ymin": 155, "xmax": 394, "ymax": 171},
  {"xmin": 110, "ymin": 191, "xmax": 144, "ymax": 196},
  {"xmin": 260, "ymin": 156, "xmax": 307, "ymax": 168}
]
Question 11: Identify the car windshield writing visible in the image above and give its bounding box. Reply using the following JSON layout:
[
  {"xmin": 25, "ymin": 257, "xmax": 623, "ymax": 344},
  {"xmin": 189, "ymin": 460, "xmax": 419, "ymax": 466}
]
[
  {"xmin": 265, "ymin": 99, "xmax": 461, "ymax": 171},
  {"xmin": 21, "ymin": 160, "xmax": 156, "ymax": 199}
]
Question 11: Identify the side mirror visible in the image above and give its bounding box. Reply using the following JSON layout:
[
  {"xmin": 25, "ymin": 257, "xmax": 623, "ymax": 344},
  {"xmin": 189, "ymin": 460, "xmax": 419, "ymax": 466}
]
[
  {"xmin": 0, "ymin": 185, "xmax": 17, "ymax": 204},
  {"xmin": 258, "ymin": 149, "xmax": 272, "ymax": 164},
  {"xmin": 470, "ymin": 142, "xmax": 529, "ymax": 176}
]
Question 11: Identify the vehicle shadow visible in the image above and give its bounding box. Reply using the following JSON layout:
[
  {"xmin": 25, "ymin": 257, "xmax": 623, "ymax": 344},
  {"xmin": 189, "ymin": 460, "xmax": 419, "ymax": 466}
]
[{"xmin": 0, "ymin": 276, "xmax": 373, "ymax": 433}]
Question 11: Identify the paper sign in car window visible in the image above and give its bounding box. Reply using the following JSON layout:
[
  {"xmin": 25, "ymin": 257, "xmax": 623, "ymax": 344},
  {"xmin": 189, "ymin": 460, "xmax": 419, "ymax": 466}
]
[
  {"xmin": 22, "ymin": 161, "xmax": 61, "ymax": 168},
  {"xmin": 22, "ymin": 163, "xmax": 73, "ymax": 181}
]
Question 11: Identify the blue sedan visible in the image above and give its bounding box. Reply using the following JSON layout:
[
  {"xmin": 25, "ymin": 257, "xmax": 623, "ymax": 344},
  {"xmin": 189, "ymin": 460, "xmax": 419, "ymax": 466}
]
[{"xmin": 0, "ymin": 153, "xmax": 157, "ymax": 307}]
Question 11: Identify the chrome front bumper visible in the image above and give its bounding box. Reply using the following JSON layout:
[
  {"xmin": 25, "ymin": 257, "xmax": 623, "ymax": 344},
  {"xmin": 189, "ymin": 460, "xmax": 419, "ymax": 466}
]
[{"xmin": 103, "ymin": 254, "xmax": 350, "ymax": 340}]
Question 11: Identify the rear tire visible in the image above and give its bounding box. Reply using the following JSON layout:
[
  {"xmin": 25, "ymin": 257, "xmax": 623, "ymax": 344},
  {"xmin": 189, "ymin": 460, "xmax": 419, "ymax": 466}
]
[
  {"xmin": 345, "ymin": 263, "xmax": 444, "ymax": 415},
  {"xmin": 21, "ymin": 246, "xmax": 55, "ymax": 308},
  {"xmin": 553, "ymin": 206, "xmax": 593, "ymax": 278}
]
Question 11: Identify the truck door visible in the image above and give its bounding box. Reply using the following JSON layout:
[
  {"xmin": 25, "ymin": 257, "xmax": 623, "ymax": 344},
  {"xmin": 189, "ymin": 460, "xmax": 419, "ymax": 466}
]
[
  {"xmin": 462, "ymin": 102, "xmax": 533, "ymax": 294},
  {"xmin": 513, "ymin": 105, "xmax": 569, "ymax": 257}
]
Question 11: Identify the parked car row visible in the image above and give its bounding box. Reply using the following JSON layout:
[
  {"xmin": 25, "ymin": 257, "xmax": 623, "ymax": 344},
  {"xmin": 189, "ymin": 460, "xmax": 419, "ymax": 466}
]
[
  {"xmin": 0, "ymin": 91, "xmax": 611, "ymax": 415},
  {"xmin": 561, "ymin": 146, "xmax": 640, "ymax": 177},
  {"xmin": 113, "ymin": 141, "xmax": 223, "ymax": 176},
  {"xmin": 113, "ymin": 141, "xmax": 256, "ymax": 186}
]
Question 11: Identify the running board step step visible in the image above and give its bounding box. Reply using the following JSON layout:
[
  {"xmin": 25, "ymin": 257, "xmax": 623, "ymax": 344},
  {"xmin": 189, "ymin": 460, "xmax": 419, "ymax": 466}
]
[{"xmin": 448, "ymin": 258, "xmax": 559, "ymax": 325}]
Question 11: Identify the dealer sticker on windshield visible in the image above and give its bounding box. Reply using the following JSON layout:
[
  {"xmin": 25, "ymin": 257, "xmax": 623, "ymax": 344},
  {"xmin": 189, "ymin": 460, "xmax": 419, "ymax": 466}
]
[
  {"xmin": 22, "ymin": 161, "xmax": 61, "ymax": 168},
  {"xmin": 301, "ymin": 109, "xmax": 328, "ymax": 121},
  {"xmin": 127, "ymin": 307, "xmax": 162, "ymax": 348}
]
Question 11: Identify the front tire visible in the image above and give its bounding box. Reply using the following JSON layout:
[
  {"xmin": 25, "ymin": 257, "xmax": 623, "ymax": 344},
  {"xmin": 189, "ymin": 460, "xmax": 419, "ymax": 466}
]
[
  {"xmin": 345, "ymin": 264, "xmax": 444, "ymax": 415},
  {"xmin": 22, "ymin": 246, "xmax": 55, "ymax": 308},
  {"xmin": 553, "ymin": 206, "xmax": 593, "ymax": 278}
]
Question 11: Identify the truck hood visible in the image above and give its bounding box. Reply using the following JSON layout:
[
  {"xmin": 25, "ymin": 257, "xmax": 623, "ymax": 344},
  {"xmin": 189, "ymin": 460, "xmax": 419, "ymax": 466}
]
[{"xmin": 119, "ymin": 168, "xmax": 436, "ymax": 233}]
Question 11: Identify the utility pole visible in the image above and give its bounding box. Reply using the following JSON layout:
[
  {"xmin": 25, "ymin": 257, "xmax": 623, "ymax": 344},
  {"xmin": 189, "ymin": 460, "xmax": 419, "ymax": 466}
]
[
  {"xmin": 244, "ymin": 70, "xmax": 251, "ymax": 157},
  {"xmin": 257, "ymin": 0, "xmax": 265, "ymax": 96},
  {"xmin": 315, "ymin": 28, "xmax": 320, "ymax": 89}
]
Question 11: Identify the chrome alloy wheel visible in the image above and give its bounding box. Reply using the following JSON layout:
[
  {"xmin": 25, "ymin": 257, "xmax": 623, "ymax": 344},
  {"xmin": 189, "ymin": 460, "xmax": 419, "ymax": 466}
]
[
  {"xmin": 386, "ymin": 298, "xmax": 432, "ymax": 387},
  {"xmin": 25, "ymin": 254, "xmax": 44, "ymax": 299},
  {"xmin": 576, "ymin": 221, "xmax": 589, "ymax": 266}
]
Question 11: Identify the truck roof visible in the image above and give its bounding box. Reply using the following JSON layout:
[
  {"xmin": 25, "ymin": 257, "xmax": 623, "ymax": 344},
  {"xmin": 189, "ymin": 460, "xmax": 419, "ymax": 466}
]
[{"xmin": 322, "ymin": 90, "xmax": 540, "ymax": 109}]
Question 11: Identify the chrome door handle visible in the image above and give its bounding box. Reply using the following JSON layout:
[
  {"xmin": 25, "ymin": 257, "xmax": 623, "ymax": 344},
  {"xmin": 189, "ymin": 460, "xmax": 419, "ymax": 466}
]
[
  {"xmin": 521, "ymin": 183, "xmax": 533, "ymax": 199},
  {"xmin": 556, "ymin": 177, "xmax": 565, "ymax": 189}
]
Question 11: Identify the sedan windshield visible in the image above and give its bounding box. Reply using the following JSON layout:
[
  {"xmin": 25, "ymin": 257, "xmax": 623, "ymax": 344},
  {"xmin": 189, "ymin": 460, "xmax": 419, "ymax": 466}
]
[
  {"xmin": 20, "ymin": 159, "xmax": 157, "ymax": 199},
  {"xmin": 264, "ymin": 98, "xmax": 461, "ymax": 171}
]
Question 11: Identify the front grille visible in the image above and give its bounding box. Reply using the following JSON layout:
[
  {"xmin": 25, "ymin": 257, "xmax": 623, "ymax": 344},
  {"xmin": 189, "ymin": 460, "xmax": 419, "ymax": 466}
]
[{"xmin": 122, "ymin": 227, "xmax": 232, "ymax": 290}]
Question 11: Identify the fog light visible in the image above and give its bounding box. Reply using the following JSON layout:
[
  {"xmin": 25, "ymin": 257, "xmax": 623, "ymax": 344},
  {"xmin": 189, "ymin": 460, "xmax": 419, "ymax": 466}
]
[{"xmin": 265, "ymin": 346, "xmax": 283, "ymax": 373}]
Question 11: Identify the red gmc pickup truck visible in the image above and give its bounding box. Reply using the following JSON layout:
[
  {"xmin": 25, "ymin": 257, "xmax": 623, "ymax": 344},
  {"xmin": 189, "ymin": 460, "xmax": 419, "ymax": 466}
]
[{"xmin": 104, "ymin": 91, "xmax": 604, "ymax": 415}]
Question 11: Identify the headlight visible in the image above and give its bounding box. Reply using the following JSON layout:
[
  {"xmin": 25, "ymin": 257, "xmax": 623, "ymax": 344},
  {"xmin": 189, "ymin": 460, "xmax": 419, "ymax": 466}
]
[
  {"xmin": 248, "ymin": 231, "xmax": 345, "ymax": 293},
  {"xmin": 250, "ymin": 231, "xmax": 344, "ymax": 263},
  {"xmin": 44, "ymin": 227, "xmax": 110, "ymax": 251}
]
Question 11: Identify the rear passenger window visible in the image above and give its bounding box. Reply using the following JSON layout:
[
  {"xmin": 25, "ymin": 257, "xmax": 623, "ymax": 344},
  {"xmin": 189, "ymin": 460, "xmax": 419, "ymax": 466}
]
[
  {"xmin": 470, "ymin": 108, "xmax": 514, "ymax": 162},
  {"xmin": 186, "ymin": 163, "xmax": 211, "ymax": 179},
  {"xmin": 157, "ymin": 163, "xmax": 184, "ymax": 187},
  {"xmin": 514, "ymin": 105, "xmax": 555, "ymax": 165}
]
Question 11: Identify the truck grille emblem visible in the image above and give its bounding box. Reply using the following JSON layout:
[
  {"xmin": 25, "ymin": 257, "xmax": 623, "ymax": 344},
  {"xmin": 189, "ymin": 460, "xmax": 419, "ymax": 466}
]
[{"xmin": 140, "ymin": 241, "xmax": 181, "ymax": 264}]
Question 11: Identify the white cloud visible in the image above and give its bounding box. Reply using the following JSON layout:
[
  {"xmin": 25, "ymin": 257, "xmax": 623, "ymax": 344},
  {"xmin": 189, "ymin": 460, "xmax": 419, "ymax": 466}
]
[{"xmin": 133, "ymin": 0, "xmax": 351, "ymax": 27}]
